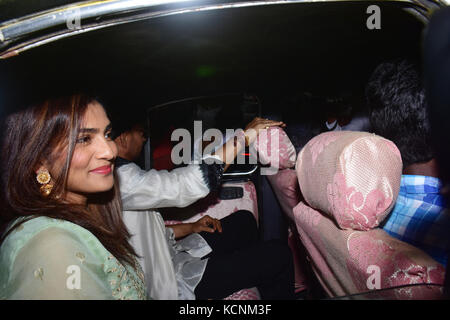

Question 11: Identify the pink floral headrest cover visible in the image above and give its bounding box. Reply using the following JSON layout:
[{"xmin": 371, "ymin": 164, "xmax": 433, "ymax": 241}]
[
  {"xmin": 254, "ymin": 127, "xmax": 297, "ymax": 170},
  {"xmin": 296, "ymin": 131, "xmax": 402, "ymax": 231}
]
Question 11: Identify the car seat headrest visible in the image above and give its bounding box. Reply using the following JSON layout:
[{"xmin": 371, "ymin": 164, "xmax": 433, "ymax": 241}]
[{"xmin": 296, "ymin": 131, "xmax": 402, "ymax": 230}]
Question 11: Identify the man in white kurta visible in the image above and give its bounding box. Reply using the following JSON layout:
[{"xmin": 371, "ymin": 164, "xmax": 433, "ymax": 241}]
[
  {"xmin": 114, "ymin": 123, "xmax": 223, "ymax": 299},
  {"xmin": 113, "ymin": 119, "xmax": 295, "ymax": 300},
  {"xmin": 117, "ymin": 160, "xmax": 217, "ymax": 300}
]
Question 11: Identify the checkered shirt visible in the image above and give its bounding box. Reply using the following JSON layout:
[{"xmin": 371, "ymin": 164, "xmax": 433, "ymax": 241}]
[{"xmin": 381, "ymin": 175, "xmax": 450, "ymax": 266}]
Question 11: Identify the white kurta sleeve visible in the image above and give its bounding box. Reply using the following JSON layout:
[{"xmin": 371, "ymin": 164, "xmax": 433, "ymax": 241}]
[{"xmin": 117, "ymin": 163, "xmax": 211, "ymax": 211}]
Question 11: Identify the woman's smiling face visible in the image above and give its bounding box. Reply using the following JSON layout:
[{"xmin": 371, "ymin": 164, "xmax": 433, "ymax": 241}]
[{"xmin": 63, "ymin": 101, "xmax": 118, "ymax": 204}]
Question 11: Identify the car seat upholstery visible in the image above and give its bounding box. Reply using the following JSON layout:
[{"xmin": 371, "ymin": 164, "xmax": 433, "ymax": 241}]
[
  {"xmin": 266, "ymin": 169, "xmax": 309, "ymax": 293},
  {"xmin": 254, "ymin": 126, "xmax": 310, "ymax": 293},
  {"xmin": 166, "ymin": 181, "xmax": 258, "ymax": 224},
  {"xmin": 162, "ymin": 127, "xmax": 298, "ymax": 300},
  {"xmin": 253, "ymin": 126, "xmax": 297, "ymax": 170},
  {"xmin": 164, "ymin": 180, "xmax": 261, "ymax": 300},
  {"xmin": 292, "ymin": 131, "xmax": 446, "ymax": 299}
]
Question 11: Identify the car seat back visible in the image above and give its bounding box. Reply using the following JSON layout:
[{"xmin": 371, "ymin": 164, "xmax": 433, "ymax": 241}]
[{"xmin": 293, "ymin": 131, "xmax": 445, "ymax": 299}]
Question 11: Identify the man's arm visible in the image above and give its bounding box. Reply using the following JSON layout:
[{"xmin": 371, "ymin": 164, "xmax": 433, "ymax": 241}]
[
  {"xmin": 168, "ymin": 215, "xmax": 222, "ymax": 239},
  {"xmin": 117, "ymin": 162, "xmax": 211, "ymax": 211}
]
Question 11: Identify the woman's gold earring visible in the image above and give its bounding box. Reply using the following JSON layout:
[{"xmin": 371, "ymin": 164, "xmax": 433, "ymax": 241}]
[{"xmin": 36, "ymin": 168, "xmax": 53, "ymax": 196}]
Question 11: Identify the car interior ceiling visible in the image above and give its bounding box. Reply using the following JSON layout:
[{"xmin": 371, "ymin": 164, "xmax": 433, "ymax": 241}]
[{"xmin": 0, "ymin": 1, "xmax": 425, "ymax": 125}]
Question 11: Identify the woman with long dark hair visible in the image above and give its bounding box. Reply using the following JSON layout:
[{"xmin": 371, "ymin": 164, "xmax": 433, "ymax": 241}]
[
  {"xmin": 0, "ymin": 95, "xmax": 145, "ymax": 299},
  {"xmin": 0, "ymin": 94, "xmax": 295, "ymax": 300}
]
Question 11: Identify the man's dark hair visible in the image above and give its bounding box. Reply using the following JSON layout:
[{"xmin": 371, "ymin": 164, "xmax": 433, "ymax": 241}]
[{"xmin": 366, "ymin": 60, "xmax": 433, "ymax": 168}]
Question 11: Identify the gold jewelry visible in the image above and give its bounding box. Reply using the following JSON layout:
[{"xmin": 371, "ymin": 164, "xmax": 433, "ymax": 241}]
[
  {"xmin": 36, "ymin": 168, "xmax": 51, "ymax": 184},
  {"xmin": 40, "ymin": 184, "xmax": 53, "ymax": 197},
  {"xmin": 36, "ymin": 168, "xmax": 53, "ymax": 197}
]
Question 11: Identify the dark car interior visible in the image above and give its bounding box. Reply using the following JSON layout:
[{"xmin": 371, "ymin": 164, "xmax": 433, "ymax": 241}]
[
  {"xmin": 0, "ymin": 1, "xmax": 426, "ymax": 115},
  {"xmin": 0, "ymin": 0, "xmax": 427, "ymax": 186}
]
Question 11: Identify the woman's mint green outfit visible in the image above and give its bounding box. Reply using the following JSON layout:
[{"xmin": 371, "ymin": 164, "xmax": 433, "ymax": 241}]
[{"xmin": 0, "ymin": 216, "xmax": 147, "ymax": 300}]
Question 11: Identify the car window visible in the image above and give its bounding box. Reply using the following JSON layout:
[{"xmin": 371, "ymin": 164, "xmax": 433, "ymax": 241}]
[{"xmin": 147, "ymin": 93, "xmax": 260, "ymax": 173}]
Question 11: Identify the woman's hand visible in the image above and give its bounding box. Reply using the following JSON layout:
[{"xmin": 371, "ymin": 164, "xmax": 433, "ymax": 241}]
[
  {"xmin": 244, "ymin": 117, "xmax": 286, "ymax": 145},
  {"xmin": 191, "ymin": 215, "xmax": 222, "ymax": 234}
]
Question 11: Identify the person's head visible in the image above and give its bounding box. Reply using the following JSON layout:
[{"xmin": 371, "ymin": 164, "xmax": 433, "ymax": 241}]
[
  {"xmin": 0, "ymin": 94, "xmax": 137, "ymax": 266},
  {"xmin": 3, "ymin": 95, "xmax": 117, "ymax": 204},
  {"xmin": 114, "ymin": 123, "xmax": 147, "ymax": 162},
  {"xmin": 366, "ymin": 60, "xmax": 433, "ymax": 168}
]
